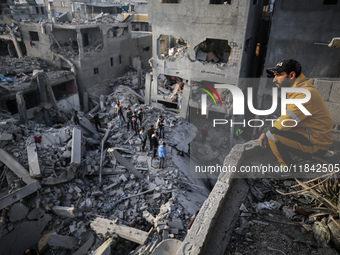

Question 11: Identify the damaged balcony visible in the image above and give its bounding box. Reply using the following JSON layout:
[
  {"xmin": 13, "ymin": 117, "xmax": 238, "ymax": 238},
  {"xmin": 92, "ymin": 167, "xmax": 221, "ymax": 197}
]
[
  {"xmin": 157, "ymin": 35, "xmax": 188, "ymax": 61},
  {"xmin": 80, "ymin": 27, "xmax": 103, "ymax": 54},
  {"xmin": 51, "ymin": 28, "xmax": 79, "ymax": 58}
]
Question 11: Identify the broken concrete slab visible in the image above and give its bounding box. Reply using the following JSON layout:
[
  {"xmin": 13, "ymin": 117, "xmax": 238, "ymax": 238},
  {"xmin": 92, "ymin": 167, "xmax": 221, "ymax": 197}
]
[
  {"xmin": 0, "ymin": 148, "xmax": 34, "ymax": 184},
  {"xmin": 48, "ymin": 233, "xmax": 77, "ymax": 250},
  {"xmin": 52, "ymin": 206, "xmax": 75, "ymax": 218},
  {"xmin": 0, "ymin": 181, "xmax": 41, "ymax": 211},
  {"xmin": 168, "ymin": 219, "xmax": 184, "ymax": 230},
  {"xmin": 73, "ymin": 233, "xmax": 95, "ymax": 255},
  {"xmin": 90, "ymin": 217, "xmax": 148, "ymax": 245},
  {"xmin": 27, "ymin": 137, "xmax": 41, "ymax": 178},
  {"xmin": 0, "ymin": 214, "xmax": 52, "ymax": 255},
  {"xmin": 71, "ymin": 127, "xmax": 82, "ymax": 167},
  {"xmin": 93, "ymin": 237, "xmax": 113, "ymax": 255},
  {"xmin": 152, "ymin": 239, "xmax": 182, "ymax": 255},
  {"xmin": 9, "ymin": 202, "xmax": 29, "ymax": 222},
  {"xmin": 0, "ymin": 133, "xmax": 13, "ymax": 141},
  {"xmin": 108, "ymin": 148, "xmax": 144, "ymax": 179}
]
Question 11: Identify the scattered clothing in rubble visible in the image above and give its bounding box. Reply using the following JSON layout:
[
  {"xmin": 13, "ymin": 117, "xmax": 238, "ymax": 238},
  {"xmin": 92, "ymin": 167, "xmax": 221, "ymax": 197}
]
[{"xmin": 0, "ymin": 74, "xmax": 13, "ymax": 83}]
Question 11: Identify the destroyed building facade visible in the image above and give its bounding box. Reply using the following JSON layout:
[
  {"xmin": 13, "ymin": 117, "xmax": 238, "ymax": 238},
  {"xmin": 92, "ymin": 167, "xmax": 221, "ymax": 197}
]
[{"xmin": 147, "ymin": 0, "xmax": 267, "ymax": 118}]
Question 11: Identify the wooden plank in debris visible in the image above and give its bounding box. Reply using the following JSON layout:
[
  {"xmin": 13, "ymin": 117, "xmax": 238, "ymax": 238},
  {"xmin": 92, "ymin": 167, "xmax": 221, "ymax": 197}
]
[
  {"xmin": 73, "ymin": 234, "xmax": 95, "ymax": 255},
  {"xmin": 0, "ymin": 181, "xmax": 40, "ymax": 210},
  {"xmin": 27, "ymin": 137, "xmax": 41, "ymax": 178},
  {"xmin": 0, "ymin": 149, "xmax": 34, "ymax": 184},
  {"xmin": 108, "ymin": 149, "xmax": 144, "ymax": 179},
  {"xmin": 90, "ymin": 217, "xmax": 148, "ymax": 245}
]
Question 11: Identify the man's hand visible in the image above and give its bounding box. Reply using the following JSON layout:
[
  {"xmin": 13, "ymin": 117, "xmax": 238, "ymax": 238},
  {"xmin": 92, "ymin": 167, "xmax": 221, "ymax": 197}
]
[{"xmin": 258, "ymin": 133, "xmax": 268, "ymax": 148}]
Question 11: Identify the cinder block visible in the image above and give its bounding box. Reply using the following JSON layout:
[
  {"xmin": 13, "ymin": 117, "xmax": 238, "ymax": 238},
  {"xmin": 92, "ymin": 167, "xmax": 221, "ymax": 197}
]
[
  {"xmin": 314, "ymin": 80, "xmax": 332, "ymax": 101},
  {"xmin": 326, "ymin": 102, "xmax": 340, "ymax": 124},
  {"xmin": 329, "ymin": 81, "xmax": 340, "ymax": 103}
]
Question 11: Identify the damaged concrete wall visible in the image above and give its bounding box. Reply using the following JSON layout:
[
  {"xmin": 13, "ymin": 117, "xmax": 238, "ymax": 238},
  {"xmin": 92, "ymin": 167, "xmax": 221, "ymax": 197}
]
[
  {"xmin": 20, "ymin": 22, "xmax": 54, "ymax": 63},
  {"xmin": 262, "ymin": 0, "xmax": 340, "ymax": 78},
  {"xmin": 148, "ymin": 0, "xmax": 263, "ymax": 88}
]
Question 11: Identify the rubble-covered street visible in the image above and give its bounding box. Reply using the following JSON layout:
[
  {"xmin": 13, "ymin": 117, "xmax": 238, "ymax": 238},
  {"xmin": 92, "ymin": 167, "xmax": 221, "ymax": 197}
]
[{"xmin": 0, "ymin": 85, "xmax": 211, "ymax": 254}]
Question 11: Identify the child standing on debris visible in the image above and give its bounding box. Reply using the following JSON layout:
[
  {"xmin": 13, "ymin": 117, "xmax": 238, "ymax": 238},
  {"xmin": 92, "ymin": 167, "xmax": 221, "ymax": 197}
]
[
  {"xmin": 73, "ymin": 110, "xmax": 80, "ymax": 126},
  {"xmin": 139, "ymin": 127, "xmax": 147, "ymax": 151},
  {"xmin": 158, "ymin": 142, "xmax": 167, "ymax": 169},
  {"xmin": 152, "ymin": 131, "xmax": 159, "ymax": 159},
  {"xmin": 156, "ymin": 115, "xmax": 165, "ymax": 139},
  {"xmin": 148, "ymin": 125, "xmax": 155, "ymax": 151}
]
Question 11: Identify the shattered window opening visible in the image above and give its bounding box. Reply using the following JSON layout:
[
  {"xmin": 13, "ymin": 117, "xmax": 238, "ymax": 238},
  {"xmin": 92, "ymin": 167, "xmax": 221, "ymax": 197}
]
[
  {"xmin": 52, "ymin": 29, "xmax": 79, "ymax": 56},
  {"xmin": 157, "ymin": 35, "xmax": 188, "ymax": 61},
  {"xmin": 81, "ymin": 28, "xmax": 103, "ymax": 53},
  {"xmin": 29, "ymin": 31, "xmax": 39, "ymax": 41},
  {"xmin": 110, "ymin": 57, "xmax": 114, "ymax": 66},
  {"xmin": 94, "ymin": 68, "xmax": 99, "ymax": 74},
  {"xmin": 210, "ymin": 0, "xmax": 232, "ymax": 4},
  {"xmin": 107, "ymin": 27, "xmax": 128, "ymax": 38},
  {"xmin": 24, "ymin": 91, "xmax": 40, "ymax": 109},
  {"xmin": 5, "ymin": 99, "xmax": 18, "ymax": 114},
  {"xmin": 195, "ymin": 38, "xmax": 231, "ymax": 65},
  {"xmin": 119, "ymin": 55, "xmax": 122, "ymax": 64}
]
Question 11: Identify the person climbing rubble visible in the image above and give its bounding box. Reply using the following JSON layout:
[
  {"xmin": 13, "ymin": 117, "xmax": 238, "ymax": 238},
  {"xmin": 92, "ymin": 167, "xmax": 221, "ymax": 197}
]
[
  {"xmin": 126, "ymin": 108, "xmax": 133, "ymax": 131},
  {"xmin": 93, "ymin": 114, "xmax": 101, "ymax": 132},
  {"xmin": 148, "ymin": 125, "xmax": 155, "ymax": 151},
  {"xmin": 132, "ymin": 111, "xmax": 139, "ymax": 135},
  {"xmin": 138, "ymin": 108, "xmax": 144, "ymax": 124},
  {"xmin": 140, "ymin": 127, "xmax": 147, "ymax": 151},
  {"xmin": 158, "ymin": 142, "xmax": 167, "ymax": 169},
  {"xmin": 258, "ymin": 59, "xmax": 333, "ymax": 167},
  {"xmin": 117, "ymin": 102, "xmax": 125, "ymax": 126},
  {"xmin": 73, "ymin": 110, "xmax": 80, "ymax": 126},
  {"xmin": 156, "ymin": 115, "xmax": 166, "ymax": 139},
  {"xmin": 152, "ymin": 130, "xmax": 159, "ymax": 159}
]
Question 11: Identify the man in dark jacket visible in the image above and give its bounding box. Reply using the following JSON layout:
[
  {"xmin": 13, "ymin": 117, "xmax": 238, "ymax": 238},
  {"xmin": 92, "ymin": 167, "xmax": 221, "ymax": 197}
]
[
  {"xmin": 147, "ymin": 125, "xmax": 155, "ymax": 150},
  {"xmin": 152, "ymin": 131, "xmax": 159, "ymax": 159},
  {"xmin": 126, "ymin": 108, "xmax": 133, "ymax": 131}
]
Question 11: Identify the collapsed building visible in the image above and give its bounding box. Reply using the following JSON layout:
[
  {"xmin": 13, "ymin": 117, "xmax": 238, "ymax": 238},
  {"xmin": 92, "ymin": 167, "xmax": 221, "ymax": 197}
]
[{"xmin": 1, "ymin": 0, "xmax": 340, "ymax": 255}]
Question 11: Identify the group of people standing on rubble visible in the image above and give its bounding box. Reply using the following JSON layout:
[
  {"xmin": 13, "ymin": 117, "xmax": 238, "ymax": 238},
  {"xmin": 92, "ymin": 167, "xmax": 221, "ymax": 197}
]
[{"xmin": 115, "ymin": 101, "xmax": 167, "ymax": 169}]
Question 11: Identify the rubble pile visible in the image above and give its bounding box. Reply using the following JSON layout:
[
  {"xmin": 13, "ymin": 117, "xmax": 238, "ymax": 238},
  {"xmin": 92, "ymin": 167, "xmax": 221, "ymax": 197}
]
[
  {"xmin": 0, "ymin": 95, "xmax": 208, "ymax": 254},
  {"xmin": 161, "ymin": 45, "xmax": 188, "ymax": 62},
  {"xmin": 0, "ymin": 23, "xmax": 21, "ymax": 37}
]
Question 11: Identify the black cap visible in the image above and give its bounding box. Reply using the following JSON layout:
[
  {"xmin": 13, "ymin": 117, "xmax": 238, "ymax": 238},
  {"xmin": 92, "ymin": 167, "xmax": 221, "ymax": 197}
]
[{"xmin": 266, "ymin": 59, "xmax": 302, "ymax": 76}]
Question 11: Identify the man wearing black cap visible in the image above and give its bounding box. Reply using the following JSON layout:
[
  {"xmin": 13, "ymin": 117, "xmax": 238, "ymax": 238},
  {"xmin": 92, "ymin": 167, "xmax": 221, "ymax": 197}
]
[{"xmin": 258, "ymin": 59, "xmax": 333, "ymax": 167}]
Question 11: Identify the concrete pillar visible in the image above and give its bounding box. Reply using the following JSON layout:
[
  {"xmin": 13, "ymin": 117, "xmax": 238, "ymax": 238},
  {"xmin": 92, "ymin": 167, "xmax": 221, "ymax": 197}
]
[
  {"xmin": 16, "ymin": 92, "xmax": 28, "ymax": 123},
  {"xmin": 100, "ymin": 95, "xmax": 105, "ymax": 110},
  {"xmin": 180, "ymin": 83, "xmax": 191, "ymax": 119},
  {"xmin": 83, "ymin": 92, "xmax": 89, "ymax": 113},
  {"xmin": 137, "ymin": 59, "xmax": 142, "ymax": 88},
  {"xmin": 144, "ymin": 73, "xmax": 152, "ymax": 105},
  {"xmin": 9, "ymin": 30, "xmax": 23, "ymax": 58},
  {"xmin": 27, "ymin": 137, "xmax": 41, "ymax": 178},
  {"xmin": 76, "ymin": 29, "xmax": 84, "ymax": 56},
  {"xmin": 71, "ymin": 128, "xmax": 82, "ymax": 168},
  {"xmin": 37, "ymin": 73, "xmax": 48, "ymax": 104}
]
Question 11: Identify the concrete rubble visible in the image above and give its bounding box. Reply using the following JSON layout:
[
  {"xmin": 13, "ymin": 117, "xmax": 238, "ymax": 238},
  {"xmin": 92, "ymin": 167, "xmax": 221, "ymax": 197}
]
[{"xmin": 0, "ymin": 84, "xmax": 210, "ymax": 254}]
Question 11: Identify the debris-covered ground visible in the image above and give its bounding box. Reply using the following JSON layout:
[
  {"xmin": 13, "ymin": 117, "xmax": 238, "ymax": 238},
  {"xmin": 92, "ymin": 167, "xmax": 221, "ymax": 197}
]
[
  {"xmin": 225, "ymin": 145, "xmax": 340, "ymax": 255},
  {"xmin": 0, "ymin": 86, "xmax": 211, "ymax": 254}
]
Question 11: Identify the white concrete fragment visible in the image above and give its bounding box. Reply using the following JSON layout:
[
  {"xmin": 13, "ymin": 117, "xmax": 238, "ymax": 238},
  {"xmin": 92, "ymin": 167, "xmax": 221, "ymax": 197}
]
[
  {"xmin": 27, "ymin": 137, "xmax": 41, "ymax": 177},
  {"xmin": 52, "ymin": 206, "xmax": 75, "ymax": 218}
]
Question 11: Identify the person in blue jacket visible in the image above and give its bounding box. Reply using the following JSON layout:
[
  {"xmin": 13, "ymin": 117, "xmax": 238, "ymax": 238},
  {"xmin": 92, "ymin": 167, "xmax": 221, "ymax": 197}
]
[{"xmin": 158, "ymin": 142, "xmax": 167, "ymax": 169}]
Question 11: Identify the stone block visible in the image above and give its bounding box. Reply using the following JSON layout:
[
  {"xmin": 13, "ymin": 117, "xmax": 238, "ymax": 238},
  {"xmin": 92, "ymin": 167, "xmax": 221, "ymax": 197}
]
[
  {"xmin": 314, "ymin": 80, "xmax": 332, "ymax": 101},
  {"xmin": 326, "ymin": 102, "xmax": 340, "ymax": 124},
  {"xmin": 9, "ymin": 203, "xmax": 29, "ymax": 222},
  {"xmin": 329, "ymin": 81, "xmax": 340, "ymax": 102},
  {"xmin": 48, "ymin": 233, "xmax": 77, "ymax": 250},
  {"xmin": 168, "ymin": 219, "xmax": 184, "ymax": 230},
  {"xmin": 52, "ymin": 206, "xmax": 75, "ymax": 218}
]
